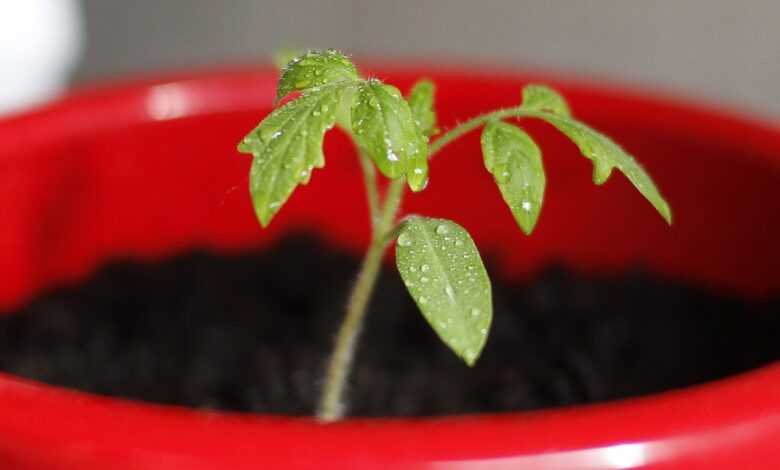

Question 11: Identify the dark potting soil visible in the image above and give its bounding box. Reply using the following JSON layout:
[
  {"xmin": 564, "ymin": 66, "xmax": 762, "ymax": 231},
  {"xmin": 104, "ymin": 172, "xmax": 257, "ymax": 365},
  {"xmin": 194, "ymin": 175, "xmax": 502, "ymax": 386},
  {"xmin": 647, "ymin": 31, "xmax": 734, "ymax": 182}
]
[{"xmin": 1, "ymin": 235, "xmax": 778, "ymax": 417}]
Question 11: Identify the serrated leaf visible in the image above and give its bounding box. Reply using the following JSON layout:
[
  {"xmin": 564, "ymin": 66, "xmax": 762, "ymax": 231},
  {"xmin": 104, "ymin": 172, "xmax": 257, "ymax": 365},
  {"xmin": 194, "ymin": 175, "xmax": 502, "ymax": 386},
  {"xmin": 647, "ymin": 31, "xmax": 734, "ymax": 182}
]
[
  {"xmin": 276, "ymin": 49, "xmax": 358, "ymax": 102},
  {"xmin": 407, "ymin": 79, "xmax": 438, "ymax": 137},
  {"xmin": 535, "ymin": 113, "xmax": 672, "ymax": 224},
  {"xmin": 521, "ymin": 84, "xmax": 571, "ymax": 117},
  {"xmin": 481, "ymin": 121, "xmax": 545, "ymax": 235},
  {"xmin": 395, "ymin": 216, "xmax": 492, "ymax": 366},
  {"xmin": 352, "ymin": 80, "xmax": 429, "ymax": 191},
  {"xmin": 238, "ymin": 84, "xmax": 347, "ymax": 226}
]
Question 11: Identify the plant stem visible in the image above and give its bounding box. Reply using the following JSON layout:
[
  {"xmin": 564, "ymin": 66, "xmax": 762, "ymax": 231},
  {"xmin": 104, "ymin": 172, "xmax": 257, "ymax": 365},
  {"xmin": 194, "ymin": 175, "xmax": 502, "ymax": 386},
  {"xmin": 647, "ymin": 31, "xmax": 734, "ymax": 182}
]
[
  {"xmin": 429, "ymin": 106, "xmax": 532, "ymax": 157},
  {"xmin": 317, "ymin": 177, "xmax": 406, "ymax": 421},
  {"xmin": 357, "ymin": 146, "xmax": 380, "ymax": 228},
  {"xmin": 317, "ymin": 106, "xmax": 533, "ymax": 421}
]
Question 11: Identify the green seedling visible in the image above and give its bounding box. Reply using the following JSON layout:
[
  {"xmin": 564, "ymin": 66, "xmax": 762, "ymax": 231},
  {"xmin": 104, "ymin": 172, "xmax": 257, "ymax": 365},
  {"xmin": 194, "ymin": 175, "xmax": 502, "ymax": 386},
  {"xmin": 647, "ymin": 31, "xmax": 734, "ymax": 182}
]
[{"xmin": 238, "ymin": 49, "xmax": 672, "ymax": 421}]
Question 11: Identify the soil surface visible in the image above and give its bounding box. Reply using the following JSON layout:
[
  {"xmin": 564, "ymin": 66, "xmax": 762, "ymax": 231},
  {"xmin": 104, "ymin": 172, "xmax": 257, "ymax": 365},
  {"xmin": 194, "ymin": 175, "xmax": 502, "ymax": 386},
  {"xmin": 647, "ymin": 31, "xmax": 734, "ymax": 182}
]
[{"xmin": 1, "ymin": 235, "xmax": 778, "ymax": 417}]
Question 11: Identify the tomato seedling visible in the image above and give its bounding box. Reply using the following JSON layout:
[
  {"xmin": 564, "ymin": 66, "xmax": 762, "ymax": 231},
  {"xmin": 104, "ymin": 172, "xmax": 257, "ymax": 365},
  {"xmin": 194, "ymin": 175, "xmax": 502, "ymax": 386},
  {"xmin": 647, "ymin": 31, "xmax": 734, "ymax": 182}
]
[{"xmin": 238, "ymin": 49, "xmax": 671, "ymax": 421}]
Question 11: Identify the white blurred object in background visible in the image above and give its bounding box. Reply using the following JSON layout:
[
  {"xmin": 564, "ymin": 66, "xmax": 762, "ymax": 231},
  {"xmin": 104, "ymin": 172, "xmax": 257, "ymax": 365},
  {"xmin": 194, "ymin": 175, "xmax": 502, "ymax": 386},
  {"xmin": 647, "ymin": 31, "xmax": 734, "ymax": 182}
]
[{"xmin": 0, "ymin": 0, "xmax": 82, "ymax": 114}]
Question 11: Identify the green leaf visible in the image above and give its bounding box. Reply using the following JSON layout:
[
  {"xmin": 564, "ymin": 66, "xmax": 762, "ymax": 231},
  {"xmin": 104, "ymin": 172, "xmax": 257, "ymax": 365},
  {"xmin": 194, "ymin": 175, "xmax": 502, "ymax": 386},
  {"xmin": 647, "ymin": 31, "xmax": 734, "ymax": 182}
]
[
  {"xmin": 238, "ymin": 83, "xmax": 348, "ymax": 226},
  {"xmin": 352, "ymin": 80, "xmax": 429, "ymax": 191},
  {"xmin": 407, "ymin": 79, "xmax": 438, "ymax": 137},
  {"xmin": 395, "ymin": 216, "xmax": 492, "ymax": 366},
  {"xmin": 535, "ymin": 113, "xmax": 672, "ymax": 224},
  {"xmin": 481, "ymin": 121, "xmax": 545, "ymax": 235},
  {"xmin": 521, "ymin": 84, "xmax": 571, "ymax": 117},
  {"xmin": 276, "ymin": 49, "xmax": 358, "ymax": 102}
]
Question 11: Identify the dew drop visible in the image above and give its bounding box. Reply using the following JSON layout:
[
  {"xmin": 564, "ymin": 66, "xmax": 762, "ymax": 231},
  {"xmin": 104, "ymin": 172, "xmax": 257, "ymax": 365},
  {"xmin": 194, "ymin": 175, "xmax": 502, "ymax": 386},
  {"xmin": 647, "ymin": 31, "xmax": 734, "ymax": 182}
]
[
  {"xmin": 445, "ymin": 285, "xmax": 455, "ymax": 298},
  {"xmin": 471, "ymin": 308, "xmax": 481, "ymax": 318},
  {"xmin": 480, "ymin": 328, "xmax": 487, "ymax": 335},
  {"xmin": 260, "ymin": 129, "xmax": 276, "ymax": 144},
  {"xmin": 494, "ymin": 163, "xmax": 511, "ymax": 183},
  {"xmin": 521, "ymin": 201, "xmax": 532, "ymax": 212},
  {"xmin": 397, "ymin": 234, "xmax": 412, "ymax": 247},
  {"xmin": 420, "ymin": 276, "xmax": 429, "ymax": 283},
  {"xmin": 421, "ymin": 264, "xmax": 430, "ymax": 273},
  {"xmin": 435, "ymin": 224, "xmax": 450, "ymax": 236},
  {"xmin": 418, "ymin": 296, "xmax": 428, "ymax": 305}
]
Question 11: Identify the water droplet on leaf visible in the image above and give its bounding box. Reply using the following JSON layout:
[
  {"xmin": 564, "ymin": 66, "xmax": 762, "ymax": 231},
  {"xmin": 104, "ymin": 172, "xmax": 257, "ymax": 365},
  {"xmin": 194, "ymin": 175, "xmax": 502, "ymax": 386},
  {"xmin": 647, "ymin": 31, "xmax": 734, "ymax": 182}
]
[{"xmin": 494, "ymin": 163, "xmax": 511, "ymax": 183}]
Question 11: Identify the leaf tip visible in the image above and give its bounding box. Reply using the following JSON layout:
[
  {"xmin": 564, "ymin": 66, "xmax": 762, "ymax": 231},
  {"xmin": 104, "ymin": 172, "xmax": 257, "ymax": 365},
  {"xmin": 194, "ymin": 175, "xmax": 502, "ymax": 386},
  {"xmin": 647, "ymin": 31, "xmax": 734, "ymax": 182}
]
[
  {"xmin": 255, "ymin": 207, "xmax": 274, "ymax": 228},
  {"xmin": 250, "ymin": 191, "xmax": 277, "ymax": 229},
  {"xmin": 462, "ymin": 348, "xmax": 483, "ymax": 367},
  {"xmin": 519, "ymin": 219, "xmax": 536, "ymax": 236},
  {"xmin": 660, "ymin": 201, "xmax": 673, "ymax": 226},
  {"xmin": 592, "ymin": 163, "xmax": 613, "ymax": 185}
]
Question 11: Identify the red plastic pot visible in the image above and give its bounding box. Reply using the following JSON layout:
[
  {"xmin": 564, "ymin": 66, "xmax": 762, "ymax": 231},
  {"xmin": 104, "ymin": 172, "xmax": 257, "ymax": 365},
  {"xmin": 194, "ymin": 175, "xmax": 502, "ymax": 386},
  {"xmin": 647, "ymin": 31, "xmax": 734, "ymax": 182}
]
[{"xmin": 0, "ymin": 65, "xmax": 779, "ymax": 469}]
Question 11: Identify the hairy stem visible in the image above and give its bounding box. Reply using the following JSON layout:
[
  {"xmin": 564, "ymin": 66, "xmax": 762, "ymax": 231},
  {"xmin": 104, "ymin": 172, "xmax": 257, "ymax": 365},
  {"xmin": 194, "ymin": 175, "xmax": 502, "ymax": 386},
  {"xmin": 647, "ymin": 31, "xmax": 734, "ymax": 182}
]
[
  {"xmin": 429, "ymin": 106, "xmax": 534, "ymax": 157},
  {"xmin": 357, "ymin": 147, "xmax": 380, "ymax": 228},
  {"xmin": 317, "ymin": 177, "xmax": 406, "ymax": 421},
  {"xmin": 317, "ymin": 105, "xmax": 534, "ymax": 421}
]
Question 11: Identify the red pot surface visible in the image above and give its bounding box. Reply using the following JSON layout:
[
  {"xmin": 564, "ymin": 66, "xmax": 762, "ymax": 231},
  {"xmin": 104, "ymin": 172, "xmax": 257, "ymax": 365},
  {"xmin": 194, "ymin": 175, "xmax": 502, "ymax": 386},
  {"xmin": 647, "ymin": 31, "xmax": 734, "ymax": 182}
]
[{"xmin": 0, "ymin": 65, "xmax": 778, "ymax": 469}]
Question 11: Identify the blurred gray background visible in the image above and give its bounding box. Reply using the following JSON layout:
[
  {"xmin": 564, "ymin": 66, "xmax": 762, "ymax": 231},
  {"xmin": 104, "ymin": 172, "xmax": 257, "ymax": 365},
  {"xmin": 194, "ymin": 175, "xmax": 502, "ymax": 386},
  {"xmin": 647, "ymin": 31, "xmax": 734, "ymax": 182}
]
[{"xmin": 42, "ymin": 0, "xmax": 780, "ymax": 117}]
